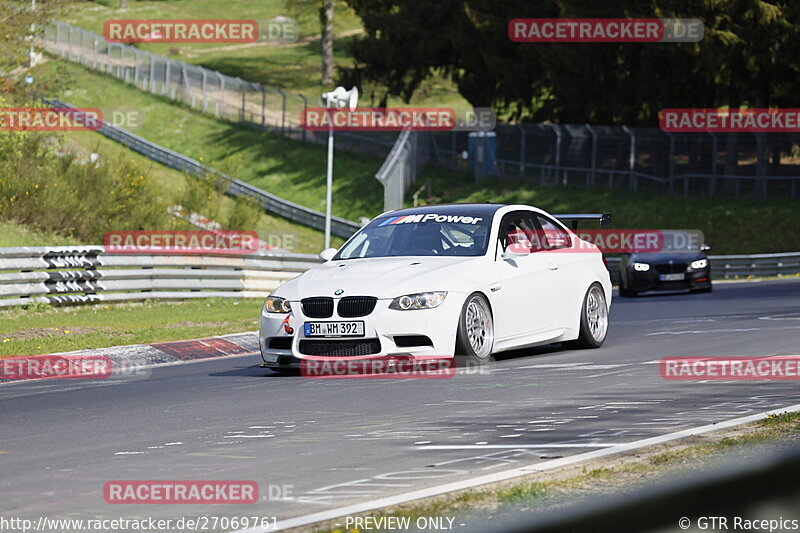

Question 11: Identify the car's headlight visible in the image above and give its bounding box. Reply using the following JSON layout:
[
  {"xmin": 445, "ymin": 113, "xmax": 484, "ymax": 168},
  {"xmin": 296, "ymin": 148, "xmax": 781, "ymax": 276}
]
[
  {"xmin": 633, "ymin": 262, "xmax": 650, "ymax": 272},
  {"xmin": 262, "ymin": 295, "xmax": 291, "ymax": 315},
  {"xmin": 389, "ymin": 291, "xmax": 447, "ymax": 310},
  {"xmin": 691, "ymin": 259, "xmax": 708, "ymax": 270}
]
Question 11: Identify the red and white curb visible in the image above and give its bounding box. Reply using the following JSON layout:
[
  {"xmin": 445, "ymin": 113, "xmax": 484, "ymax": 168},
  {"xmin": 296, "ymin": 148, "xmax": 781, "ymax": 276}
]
[{"xmin": 0, "ymin": 332, "xmax": 259, "ymax": 384}]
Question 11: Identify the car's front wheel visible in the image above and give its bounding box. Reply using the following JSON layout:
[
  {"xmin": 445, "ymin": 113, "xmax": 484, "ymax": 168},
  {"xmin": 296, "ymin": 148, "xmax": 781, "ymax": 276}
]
[
  {"xmin": 564, "ymin": 283, "xmax": 609, "ymax": 349},
  {"xmin": 455, "ymin": 292, "xmax": 494, "ymax": 366}
]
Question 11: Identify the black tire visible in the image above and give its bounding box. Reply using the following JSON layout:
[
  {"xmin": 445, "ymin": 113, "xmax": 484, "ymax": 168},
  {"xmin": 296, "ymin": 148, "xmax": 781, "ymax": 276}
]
[
  {"xmin": 455, "ymin": 292, "xmax": 495, "ymax": 367},
  {"xmin": 564, "ymin": 283, "xmax": 609, "ymax": 349}
]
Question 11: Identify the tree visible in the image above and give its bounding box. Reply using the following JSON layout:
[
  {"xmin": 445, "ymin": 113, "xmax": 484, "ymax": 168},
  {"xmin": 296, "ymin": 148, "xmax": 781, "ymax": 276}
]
[
  {"xmin": 342, "ymin": 0, "xmax": 800, "ymax": 126},
  {"xmin": 285, "ymin": 0, "xmax": 337, "ymax": 85},
  {"xmin": 0, "ymin": 0, "xmax": 72, "ymax": 101}
]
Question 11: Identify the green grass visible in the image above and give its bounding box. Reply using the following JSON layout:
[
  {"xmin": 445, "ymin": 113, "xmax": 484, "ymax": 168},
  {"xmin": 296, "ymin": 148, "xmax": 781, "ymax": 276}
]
[
  {"xmin": 0, "ymin": 221, "xmax": 81, "ymax": 247},
  {"xmin": 426, "ymin": 175, "xmax": 800, "ymax": 254},
  {"xmin": 59, "ymin": 110, "xmax": 343, "ymax": 254},
  {"xmin": 34, "ymin": 58, "xmax": 800, "ymax": 255},
  {"xmin": 38, "ymin": 60, "xmax": 384, "ymax": 225},
  {"xmin": 0, "ymin": 298, "xmax": 263, "ymax": 357},
  {"xmin": 65, "ymin": 0, "xmax": 471, "ymax": 109}
]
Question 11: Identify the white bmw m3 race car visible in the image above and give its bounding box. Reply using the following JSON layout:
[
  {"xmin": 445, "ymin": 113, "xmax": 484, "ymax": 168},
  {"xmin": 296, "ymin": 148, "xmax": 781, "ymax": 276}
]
[{"xmin": 259, "ymin": 204, "xmax": 612, "ymax": 371}]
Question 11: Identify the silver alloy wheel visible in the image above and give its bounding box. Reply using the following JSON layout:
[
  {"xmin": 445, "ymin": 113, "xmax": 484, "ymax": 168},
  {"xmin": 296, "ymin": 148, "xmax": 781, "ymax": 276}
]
[
  {"xmin": 465, "ymin": 296, "xmax": 494, "ymax": 359},
  {"xmin": 586, "ymin": 285, "xmax": 608, "ymax": 343}
]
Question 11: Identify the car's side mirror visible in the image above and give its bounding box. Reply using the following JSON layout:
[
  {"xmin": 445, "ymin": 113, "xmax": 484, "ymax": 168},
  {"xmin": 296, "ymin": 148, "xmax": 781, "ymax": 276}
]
[
  {"xmin": 700, "ymin": 244, "xmax": 711, "ymax": 252},
  {"xmin": 319, "ymin": 248, "xmax": 338, "ymax": 261},
  {"xmin": 501, "ymin": 243, "xmax": 531, "ymax": 260}
]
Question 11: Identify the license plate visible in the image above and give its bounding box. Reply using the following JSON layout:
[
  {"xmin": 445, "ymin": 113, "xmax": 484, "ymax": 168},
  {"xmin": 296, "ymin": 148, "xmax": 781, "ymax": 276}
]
[
  {"xmin": 304, "ymin": 321, "xmax": 365, "ymax": 338},
  {"xmin": 659, "ymin": 273, "xmax": 685, "ymax": 281}
]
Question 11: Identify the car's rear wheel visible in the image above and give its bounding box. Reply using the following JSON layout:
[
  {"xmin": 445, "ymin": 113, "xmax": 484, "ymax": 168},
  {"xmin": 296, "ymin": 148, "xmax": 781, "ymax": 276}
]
[
  {"xmin": 564, "ymin": 283, "xmax": 608, "ymax": 349},
  {"xmin": 455, "ymin": 293, "xmax": 494, "ymax": 366}
]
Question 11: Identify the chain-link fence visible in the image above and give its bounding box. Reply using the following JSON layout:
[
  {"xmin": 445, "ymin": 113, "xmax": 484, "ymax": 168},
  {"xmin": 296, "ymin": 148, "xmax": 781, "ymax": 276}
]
[
  {"xmin": 42, "ymin": 20, "xmax": 396, "ymax": 160},
  {"xmin": 43, "ymin": 20, "xmax": 800, "ymax": 202},
  {"xmin": 422, "ymin": 124, "xmax": 800, "ymax": 200}
]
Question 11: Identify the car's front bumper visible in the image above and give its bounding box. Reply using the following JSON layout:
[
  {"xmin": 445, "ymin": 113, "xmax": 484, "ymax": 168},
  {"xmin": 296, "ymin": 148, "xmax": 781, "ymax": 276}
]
[
  {"xmin": 628, "ymin": 268, "xmax": 711, "ymax": 293},
  {"xmin": 258, "ymin": 294, "xmax": 465, "ymax": 367}
]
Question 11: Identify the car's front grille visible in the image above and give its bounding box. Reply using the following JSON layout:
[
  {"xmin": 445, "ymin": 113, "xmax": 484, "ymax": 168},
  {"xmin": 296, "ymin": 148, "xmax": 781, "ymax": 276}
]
[
  {"xmin": 655, "ymin": 262, "xmax": 687, "ymax": 274},
  {"xmin": 337, "ymin": 296, "xmax": 377, "ymax": 318},
  {"xmin": 301, "ymin": 297, "xmax": 334, "ymax": 318},
  {"xmin": 298, "ymin": 338, "xmax": 381, "ymax": 357}
]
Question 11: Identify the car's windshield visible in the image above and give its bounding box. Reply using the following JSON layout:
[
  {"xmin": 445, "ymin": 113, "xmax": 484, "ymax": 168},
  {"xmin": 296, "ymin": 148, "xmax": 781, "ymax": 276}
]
[{"xmin": 335, "ymin": 211, "xmax": 492, "ymax": 259}]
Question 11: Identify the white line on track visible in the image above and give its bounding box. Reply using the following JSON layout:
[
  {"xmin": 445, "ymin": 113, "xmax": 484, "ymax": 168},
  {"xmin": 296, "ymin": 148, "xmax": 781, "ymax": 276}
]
[
  {"xmin": 415, "ymin": 444, "xmax": 624, "ymax": 450},
  {"xmin": 234, "ymin": 403, "xmax": 800, "ymax": 533}
]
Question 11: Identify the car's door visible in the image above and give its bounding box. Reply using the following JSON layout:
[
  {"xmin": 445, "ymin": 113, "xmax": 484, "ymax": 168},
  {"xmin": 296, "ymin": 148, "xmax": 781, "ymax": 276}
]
[
  {"xmin": 493, "ymin": 211, "xmax": 563, "ymax": 341},
  {"xmin": 533, "ymin": 213, "xmax": 577, "ymax": 327}
]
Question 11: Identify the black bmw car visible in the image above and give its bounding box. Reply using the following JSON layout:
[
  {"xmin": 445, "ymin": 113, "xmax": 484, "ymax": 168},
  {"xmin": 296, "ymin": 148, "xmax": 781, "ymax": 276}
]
[{"xmin": 618, "ymin": 245, "xmax": 712, "ymax": 297}]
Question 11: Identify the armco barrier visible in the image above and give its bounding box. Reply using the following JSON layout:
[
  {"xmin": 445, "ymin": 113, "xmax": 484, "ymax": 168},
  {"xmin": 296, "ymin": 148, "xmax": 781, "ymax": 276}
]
[
  {"xmin": 44, "ymin": 99, "xmax": 363, "ymax": 240},
  {"xmin": 1, "ymin": 247, "xmax": 798, "ymax": 308},
  {"xmin": 606, "ymin": 251, "xmax": 800, "ymax": 285},
  {"xmin": 0, "ymin": 246, "xmax": 319, "ymax": 308}
]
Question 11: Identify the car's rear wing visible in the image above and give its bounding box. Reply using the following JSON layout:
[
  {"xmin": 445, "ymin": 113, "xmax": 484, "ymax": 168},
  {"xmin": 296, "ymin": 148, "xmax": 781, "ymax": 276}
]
[{"xmin": 554, "ymin": 213, "xmax": 612, "ymax": 230}]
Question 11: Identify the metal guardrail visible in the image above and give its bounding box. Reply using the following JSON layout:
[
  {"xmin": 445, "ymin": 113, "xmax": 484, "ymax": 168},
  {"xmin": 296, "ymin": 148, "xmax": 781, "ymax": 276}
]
[
  {"xmin": 1, "ymin": 247, "xmax": 797, "ymax": 308},
  {"xmin": 45, "ymin": 99, "xmax": 363, "ymax": 239},
  {"xmin": 606, "ymin": 252, "xmax": 800, "ymax": 285},
  {"xmin": 0, "ymin": 246, "xmax": 319, "ymax": 308}
]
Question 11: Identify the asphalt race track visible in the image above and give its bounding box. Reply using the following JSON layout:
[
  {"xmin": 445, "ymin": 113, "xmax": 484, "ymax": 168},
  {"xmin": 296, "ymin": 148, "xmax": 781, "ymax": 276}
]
[{"xmin": 2, "ymin": 279, "xmax": 800, "ymax": 530}]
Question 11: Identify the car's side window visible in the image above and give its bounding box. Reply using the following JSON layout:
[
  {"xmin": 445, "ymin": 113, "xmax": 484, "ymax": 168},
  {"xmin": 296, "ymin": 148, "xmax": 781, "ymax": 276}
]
[
  {"xmin": 536, "ymin": 215, "xmax": 572, "ymax": 250},
  {"xmin": 498, "ymin": 212, "xmax": 540, "ymax": 254}
]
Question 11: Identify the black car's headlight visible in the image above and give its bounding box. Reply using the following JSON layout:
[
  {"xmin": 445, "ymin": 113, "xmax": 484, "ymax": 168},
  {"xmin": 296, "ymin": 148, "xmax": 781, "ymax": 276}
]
[
  {"xmin": 632, "ymin": 262, "xmax": 650, "ymax": 272},
  {"xmin": 389, "ymin": 291, "xmax": 447, "ymax": 310},
  {"xmin": 262, "ymin": 296, "xmax": 291, "ymax": 315},
  {"xmin": 690, "ymin": 259, "xmax": 708, "ymax": 270}
]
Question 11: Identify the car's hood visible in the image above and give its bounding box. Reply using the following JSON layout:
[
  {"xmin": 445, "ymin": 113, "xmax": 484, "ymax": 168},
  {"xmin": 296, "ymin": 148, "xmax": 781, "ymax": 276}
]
[{"xmin": 275, "ymin": 256, "xmax": 486, "ymax": 299}]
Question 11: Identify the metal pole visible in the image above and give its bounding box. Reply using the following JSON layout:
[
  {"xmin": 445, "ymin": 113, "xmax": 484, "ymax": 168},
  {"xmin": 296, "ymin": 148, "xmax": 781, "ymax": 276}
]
[
  {"xmin": 667, "ymin": 132, "xmax": 675, "ymax": 195},
  {"xmin": 165, "ymin": 60, "xmax": 171, "ymax": 96},
  {"xmin": 587, "ymin": 124, "xmax": 597, "ymax": 186},
  {"xmin": 551, "ymin": 124, "xmax": 562, "ymax": 185},
  {"xmin": 708, "ymin": 132, "xmax": 718, "ymax": 196},
  {"xmin": 325, "ymin": 109, "xmax": 334, "ymax": 249},
  {"xmin": 623, "ymin": 125, "xmax": 636, "ymax": 191},
  {"xmin": 277, "ymin": 88, "xmax": 286, "ymax": 135},
  {"xmin": 134, "ymin": 49, "xmax": 140, "ymax": 87},
  {"xmin": 299, "ymin": 94, "xmax": 308, "ymax": 141},
  {"xmin": 92, "ymin": 38, "xmax": 98, "ymax": 70},
  {"xmin": 149, "ymin": 53, "xmax": 156, "ymax": 93},
  {"xmin": 240, "ymin": 81, "xmax": 246, "ymax": 122},
  {"xmin": 260, "ymin": 85, "xmax": 266, "ymax": 129},
  {"xmin": 215, "ymin": 72, "xmax": 224, "ymax": 117},
  {"xmin": 518, "ymin": 124, "xmax": 526, "ymax": 177},
  {"xmin": 201, "ymin": 68, "xmax": 208, "ymax": 112}
]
